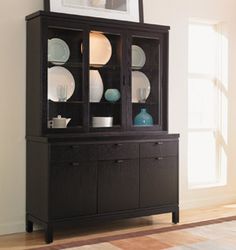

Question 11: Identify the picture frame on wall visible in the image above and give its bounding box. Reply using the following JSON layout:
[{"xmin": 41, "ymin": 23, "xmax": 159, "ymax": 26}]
[{"xmin": 44, "ymin": 0, "xmax": 144, "ymax": 22}]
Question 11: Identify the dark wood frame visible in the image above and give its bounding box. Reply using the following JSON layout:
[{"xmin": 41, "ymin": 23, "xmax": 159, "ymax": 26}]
[
  {"xmin": 44, "ymin": 0, "xmax": 144, "ymax": 23},
  {"xmin": 25, "ymin": 11, "xmax": 179, "ymax": 244}
]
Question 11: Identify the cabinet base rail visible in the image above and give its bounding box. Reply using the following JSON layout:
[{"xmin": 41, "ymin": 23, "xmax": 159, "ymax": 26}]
[{"xmin": 26, "ymin": 206, "xmax": 179, "ymax": 244}]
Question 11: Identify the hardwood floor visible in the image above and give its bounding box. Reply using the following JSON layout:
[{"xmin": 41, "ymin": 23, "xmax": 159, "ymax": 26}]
[{"xmin": 0, "ymin": 203, "xmax": 236, "ymax": 250}]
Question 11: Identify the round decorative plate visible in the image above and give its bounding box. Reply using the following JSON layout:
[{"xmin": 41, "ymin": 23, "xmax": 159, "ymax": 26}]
[
  {"xmin": 90, "ymin": 70, "xmax": 104, "ymax": 102},
  {"xmin": 48, "ymin": 66, "xmax": 75, "ymax": 102},
  {"xmin": 132, "ymin": 71, "xmax": 151, "ymax": 103},
  {"xmin": 132, "ymin": 45, "xmax": 146, "ymax": 68},
  {"xmin": 89, "ymin": 33, "xmax": 112, "ymax": 65},
  {"xmin": 48, "ymin": 38, "xmax": 70, "ymax": 65}
]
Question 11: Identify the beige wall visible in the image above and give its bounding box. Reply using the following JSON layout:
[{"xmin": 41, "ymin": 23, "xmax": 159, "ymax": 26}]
[
  {"xmin": 0, "ymin": 0, "xmax": 43, "ymax": 235},
  {"xmin": 0, "ymin": 0, "xmax": 236, "ymax": 235},
  {"xmin": 145, "ymin": 0, "xmax": 236, "ymax": 208}
]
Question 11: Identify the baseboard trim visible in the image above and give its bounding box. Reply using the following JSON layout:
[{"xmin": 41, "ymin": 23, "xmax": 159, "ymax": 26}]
[
  {"xmin": 180, "ymin": 194, "xmax": 236, "ymax": 210},
  {"xmin": 0, "ymin": 221, "xmax": 25, "ymax": 236}
]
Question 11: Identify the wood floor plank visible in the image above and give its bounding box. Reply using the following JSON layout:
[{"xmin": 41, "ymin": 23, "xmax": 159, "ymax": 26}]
[
  {"xmin": 0, "ymin": 203, "xmax": 236, "ymax": 250},
  {"xmin": 148, "ymin": 231, "xmax": 207, "ymax": 246}
]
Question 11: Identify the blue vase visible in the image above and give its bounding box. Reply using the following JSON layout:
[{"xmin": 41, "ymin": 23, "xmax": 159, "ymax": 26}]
[
  {"xmin": 105, "ymin": 89, "xmax": 121, "ymax": 103},
  {"xmin": 134, "ymin": 108, "xmax": 154, "ymax": 126}
]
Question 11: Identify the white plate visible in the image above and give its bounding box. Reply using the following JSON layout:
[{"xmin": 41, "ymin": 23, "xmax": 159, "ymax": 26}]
[
  {"xmin": 48, "ymin": 66, "xmax": 75, "ymax": 102},
  {"xmin": 90, "ymin": 70, "xmax": 104, "ymax": 102},
  {"xmin": 90, "ymin": 33, "xmax": 112, "ymax": 65},
  {"xmin": 132, "ymin": 71, "xmax": 151, "ymax": 103},
  {"xmin": 132, "ymin": 45, "xmax": 146, "ymax": 68},
  {"xmin": 48, "ymin": 38, "xmax": 70, "ymax": 65}
]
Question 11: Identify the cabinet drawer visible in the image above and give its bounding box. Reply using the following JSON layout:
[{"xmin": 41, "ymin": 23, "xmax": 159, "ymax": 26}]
[
  {"xmin": 140, "ymin": 141, "xmax": 178, "ymax": 158},
  {"xmin": 98, "ymin": 143, "xmax": 139, "ymax": 160},
  {"xmin": 141, "ymin": 157, "xmax": 178, "ymax": 169},
  {"xmin": 51, "ymin": 144, "xmax": 97, "ymax": 162}
]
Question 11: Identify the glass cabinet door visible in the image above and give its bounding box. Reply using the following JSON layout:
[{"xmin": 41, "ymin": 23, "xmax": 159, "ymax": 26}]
[
  {"xmin": 47, "ymin": 27, "xmax": 84, "ymax": 131},
  {"xmin": 128, "ymin": 35, "xmax": 162, "ymax": 130},
  {"xmin": 88, "ymin": 30, "xmax": 123, "ymax": 131},
  {"xmin": 45, "ymin": 26, "xmax": 164, "ymax": 133}
]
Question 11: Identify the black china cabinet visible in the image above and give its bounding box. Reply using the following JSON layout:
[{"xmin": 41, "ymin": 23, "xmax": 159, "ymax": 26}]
[{"xmin": 26, "ymin": 11, "xmax": 179, "ymax": 244}]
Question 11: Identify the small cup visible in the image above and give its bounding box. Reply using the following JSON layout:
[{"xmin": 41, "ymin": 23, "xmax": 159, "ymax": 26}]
[{"xmin": 57, "ymin": 84, "xmax": 67, "ymax": 102}]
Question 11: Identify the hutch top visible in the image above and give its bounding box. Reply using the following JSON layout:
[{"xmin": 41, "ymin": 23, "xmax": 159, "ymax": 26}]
[{"xmin": 26, "ymin": 11, "xmax": 170, "ymax": 139}]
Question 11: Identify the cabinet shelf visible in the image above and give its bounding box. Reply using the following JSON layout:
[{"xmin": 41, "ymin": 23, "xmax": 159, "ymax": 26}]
[
  {"xmin": 131, "ymin": 66, "xmax": 157, "ymax": 72},
  {"xmin": 132, "ymin": 102, "xmax": 158, "ymax": 105},
  {"xmin": 90, "ymin": 125, "xmax": 121, "ymax": 130},
  {"xmin": 48, "ymin": 61, "xmax": 82, "ymax": 68},
  {"xmin": 90, "ymin": 64, "xmax": 120, "ymax": 70},
  {"xmin": 48, "ymin": 126, "xmax": 83, "ymax": 131},
  {"xmin": 90, "ymin": 102, "xmax": 121, "ymax": 105},
  {"xmin": 48, "ymin": 61, "xmax": 120, "ymax": 70},
  {"xmin": 49, "ymin": 101, "xmax": 84, "ymax": 104},
  {"xmin": 132, "ymin": 66, "xmax": 146, "ymax": 70}
]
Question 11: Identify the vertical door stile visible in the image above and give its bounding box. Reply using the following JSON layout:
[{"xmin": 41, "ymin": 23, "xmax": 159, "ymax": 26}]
[{"xmin": 83, "ymin": 26, "xmax": 90, "ymax": 132}]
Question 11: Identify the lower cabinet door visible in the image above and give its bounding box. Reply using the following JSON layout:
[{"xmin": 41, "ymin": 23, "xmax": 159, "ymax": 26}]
[
  {"xmin": 51, "ymin": 162, "xmax": 97, "ymax": 219},
  {"xmin": 140, "ymin": 157, "xmax": 178, "ymax": 208},
  {"xmin": 98, "ymin": 159, "xmax": 139, "ymax": 213}
]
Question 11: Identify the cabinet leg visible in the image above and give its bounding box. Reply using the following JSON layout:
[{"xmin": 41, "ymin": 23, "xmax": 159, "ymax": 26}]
[
  {"xmin": 45, "ymin": 224, "xmax": 53, "ymax": 244},
  {"xmin": 172, "ymin": 210, "xmax": 179, "ymax": 224},
  {"xmin": 26, "ymin": 219, "xmax": 33, "ymax": 233}
]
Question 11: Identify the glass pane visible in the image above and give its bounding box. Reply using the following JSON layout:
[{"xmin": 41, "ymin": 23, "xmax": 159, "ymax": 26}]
[
  {"xmin": 189, "ymin": 23, "xmax": 217, "ymax": 76},
  {"xmin": 47, "ymin": 27, "xmax": 84, "ymax": 129},
  {"xmin": 131, "ymin": 36, "xmax": 160, "ymax": 127},
  {"xmin": 188, "ymin": 78, "xmax": 216, "ymax": 129},
  {"xmin": 188, "ymin": 131, "xmax": 218, "ymax": 186},
  {"xmin": 89, "ymin": 31, "xmax": 122, "ymax": 129}
]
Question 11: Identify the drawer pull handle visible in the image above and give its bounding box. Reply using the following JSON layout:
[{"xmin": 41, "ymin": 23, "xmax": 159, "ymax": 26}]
[
  {"xmin": 115, "ymin": 160, "xmax": 124, "ymax": 164},
  {"xmin": 71, "ymin": 162, "xmax": 80, "ymax": 167},
  {"xmin": 115, "ymin": 143, "xmax": 123, "ymax": 147},
  {"xmin": 71, "ymin": 145, "xmax": 80, "ymax": 149},
  {"xmin": 155, "ymin": 157, "xmax": 164, "ymax": 161},
  {"xmin": 155, "ymin": 142, "xmax": 163, "ymax": 145}
]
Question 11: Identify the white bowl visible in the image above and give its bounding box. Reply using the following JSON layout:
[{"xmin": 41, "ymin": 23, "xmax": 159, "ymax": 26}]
[{"xmin": 92, "ymin": 117, "xmax": 113, "ymax": 128}]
